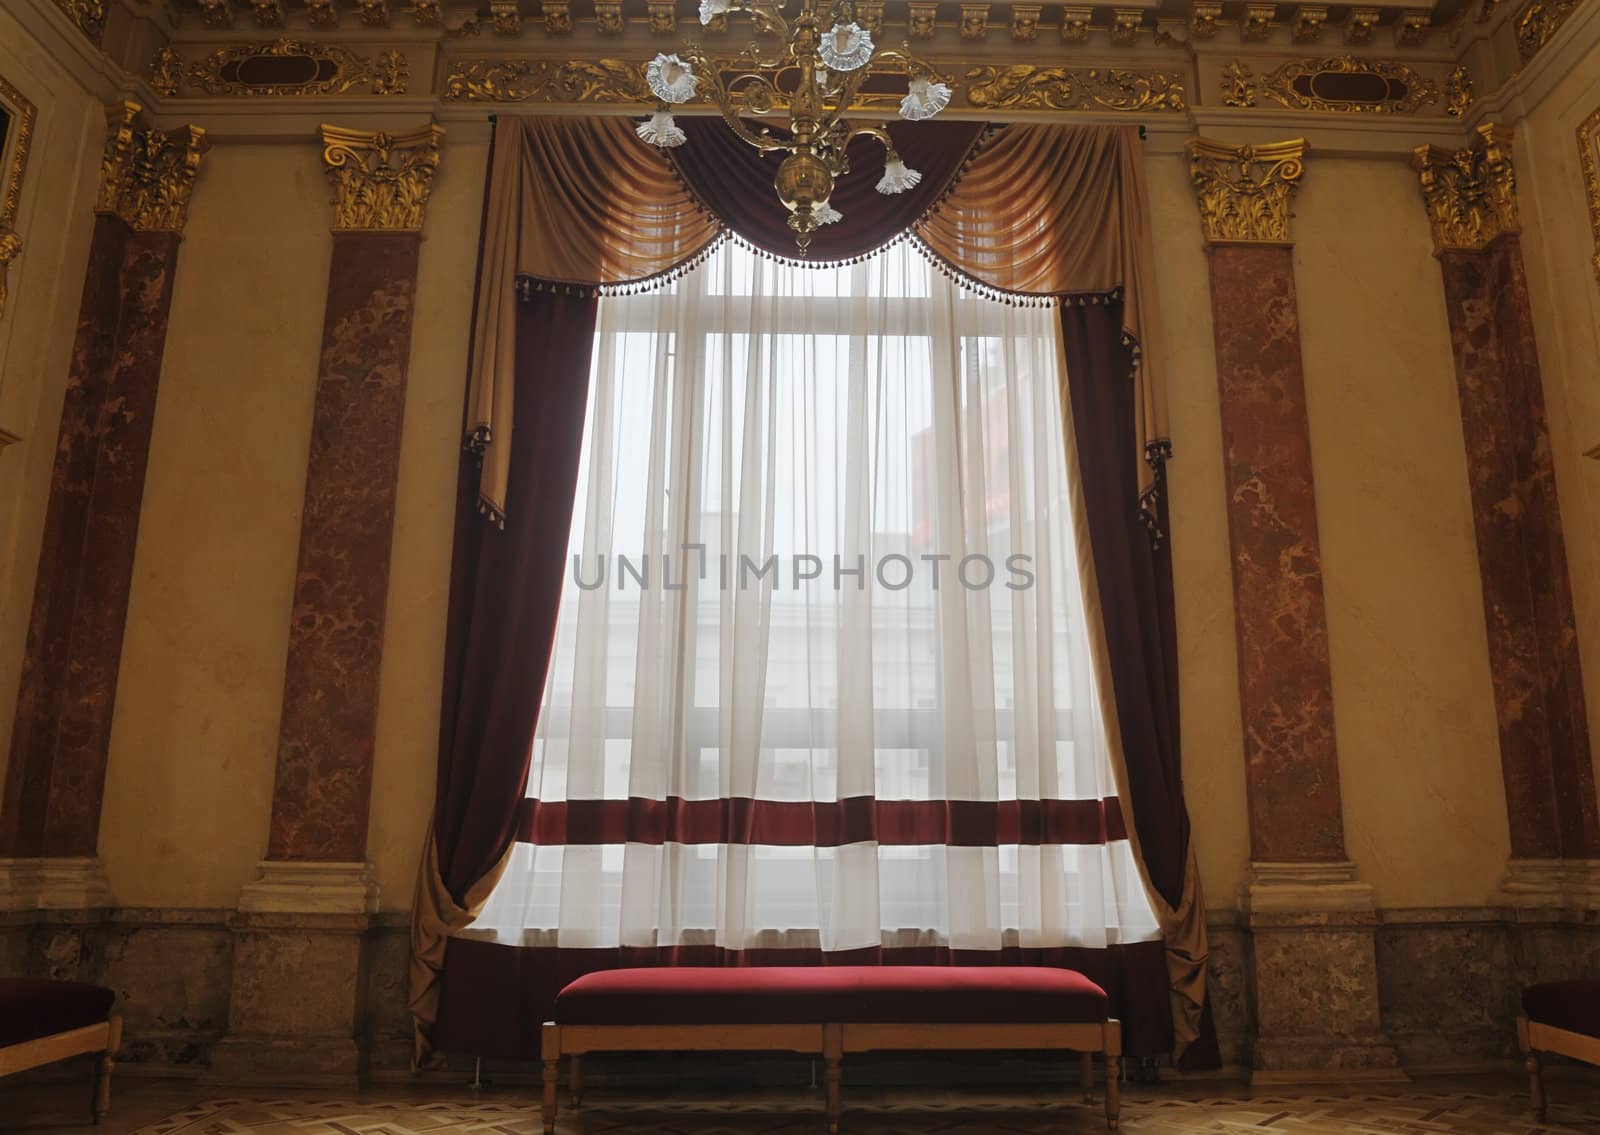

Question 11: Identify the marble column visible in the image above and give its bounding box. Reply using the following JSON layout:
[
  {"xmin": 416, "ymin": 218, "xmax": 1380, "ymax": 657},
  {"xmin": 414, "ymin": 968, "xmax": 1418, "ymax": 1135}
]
[
  {"xmin": 1414, "ymin": 125, "xmax": 1600, "ymax": 913},
  {"xmin": 0, "ymin": 101, "xmax": 206, "ymax": 913},
  {"xmin": 1188, "ymin": 137, "xmax": 1398, "ymax": 1079},
  {"xmin": 210, "ymin": 123, "xmax": 443, "ymax": 1086}
]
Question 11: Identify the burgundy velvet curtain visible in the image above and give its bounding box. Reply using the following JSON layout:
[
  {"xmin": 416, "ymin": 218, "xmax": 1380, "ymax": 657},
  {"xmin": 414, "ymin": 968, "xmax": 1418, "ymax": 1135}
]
[{"xmin": 669, "ymin": 119, "xmax": 988, "ymax": 262}]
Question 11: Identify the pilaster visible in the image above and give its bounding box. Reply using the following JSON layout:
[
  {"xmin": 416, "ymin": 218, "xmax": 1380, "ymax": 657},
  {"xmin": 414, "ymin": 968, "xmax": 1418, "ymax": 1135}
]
[{"xmin": 1189, "ymin": 136, "xmax": 1398, "ymax": 1080}]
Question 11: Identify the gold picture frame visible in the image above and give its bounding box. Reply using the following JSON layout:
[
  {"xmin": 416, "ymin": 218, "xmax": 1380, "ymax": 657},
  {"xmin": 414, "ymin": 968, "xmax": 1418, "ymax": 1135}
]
[
  {"xmin": 1581, "ymin": 103, "xmax": 1600, "ymax": 287},
  {"xmin": 0, "ymin": 72, "xmax": 38, "ymax": 326}
]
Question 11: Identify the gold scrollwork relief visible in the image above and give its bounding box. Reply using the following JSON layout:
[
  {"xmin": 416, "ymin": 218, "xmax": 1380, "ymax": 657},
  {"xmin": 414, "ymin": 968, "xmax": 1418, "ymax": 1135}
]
[
  {"xmin": 0, "ymin": 75, "xmax": 37, "ymax": 326},
  {"xmin": 1220, "ymin": 61, "xmax": 1256, "ymax": 107},
  {"xmin": 186, "ymin": 39, "xmax": 408, "ymax": 97},
  {"xmin": 1574, "ymin": 105, "xmax": 1600, "ymax": 284},
  {"xmin": 1445, "ymin": 66, "xmax": 1473, "ymax": 118},
  {"xmin": 96, "ymin": 101, "xmax": 208, "ymax": 234},
  {"xmin": 1515, "ymin": 0, "xmax": 1578, "ymax": 61},
  {"xmin": 53, "ymin": 0, "xmax": 106, "ymax": 42},
  {"xmin": 1187, "ymin": 136, "xmax": 1306, "ymax": 245},
  {"xmin": 1260, "ymin": 55, "xmax": 1438, "ymax": 114},
  {"xmin": 322, "ymin": 123, "xmax": 443, "ymax": 232},
  {"xmin": 963, "ymin": 66, "xmax": 1186, "ymax": 112},
  {"xmin": 1412, "ymin": 123, "xmax": 1518, "ymax": 253},
  {"xmin": 443, "ymin": 58, "xmax": 652, "ymax": 102}
]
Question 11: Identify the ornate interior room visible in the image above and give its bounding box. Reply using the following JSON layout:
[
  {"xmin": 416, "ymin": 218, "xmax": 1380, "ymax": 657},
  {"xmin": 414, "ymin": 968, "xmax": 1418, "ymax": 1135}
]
[{"xmin": 1, "ymin": 0, "xmax": 1599, "ymax": 1131}]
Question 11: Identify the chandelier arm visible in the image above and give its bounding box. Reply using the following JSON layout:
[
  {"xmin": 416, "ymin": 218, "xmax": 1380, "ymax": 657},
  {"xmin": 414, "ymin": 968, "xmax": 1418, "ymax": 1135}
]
[
  {"xmin": 818, "ymin": 62, "xmax": 875, "ymax": 133},
  {"xmin": 872, "ymin": 47, "xmax": 954, "ymax": 84}
]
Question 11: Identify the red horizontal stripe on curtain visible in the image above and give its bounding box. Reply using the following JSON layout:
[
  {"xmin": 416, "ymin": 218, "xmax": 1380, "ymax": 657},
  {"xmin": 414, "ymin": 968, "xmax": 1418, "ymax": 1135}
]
[
  {"xmin": 514, "ymin": 796, "xmax": 1128, "ymax": 847},
  {"xmin": 437, "ymin": 937, "xmax": 1174, "ymax": 1062},
  {"xmin": 668, "ymin": 119, "xmax": 988, "ymax": 263}
]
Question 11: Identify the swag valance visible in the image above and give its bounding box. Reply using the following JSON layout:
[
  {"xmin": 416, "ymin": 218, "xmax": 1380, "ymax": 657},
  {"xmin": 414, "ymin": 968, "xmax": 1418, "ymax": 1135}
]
[{"xmin": 465, "ymin": 116, "xmax": 1169, "ymax": 529}]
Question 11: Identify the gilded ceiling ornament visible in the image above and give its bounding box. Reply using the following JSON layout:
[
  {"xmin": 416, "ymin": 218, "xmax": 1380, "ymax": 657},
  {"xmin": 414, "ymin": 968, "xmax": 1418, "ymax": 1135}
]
[
  {"xmin": 1396, "ymin": 12, "xmax": 1428, "ymax": 46},
  {"xmin": 0, "ymin": 75, "xmax": 36, "ymax": 326},
  {"xmin": 1515, "ymin": 0, "xmax": 1578, "ymax": 60},
  {"xmin": 596, "ymin": 1, "xmax": 625, "ymax": 34},
  {"xmin": 965, "ymin": 65, "xmax": 1186, "ymax": 112},
  {"xmin": 308, "ymin": 0, "xmax": 338, "ymax": 25},
  {"xmin": 647, "ymin": 0, "xmax": 677, "ymax": 34},
  {"xmin": 322, "ymin": 123, "xmax": 443, "ymax": 233},
  {"xmin": 1412, "ymin": 124, "xmax": 1518, "ymax": 253},
  {"xmin": 961, "ymin": 4, "xmax": 990, "ymax": 39},
  {"xmin": 1220, "ymin": 61, "xmax": 1256, "ymax": 107},
  {"xmin": 52, "ymin": 0, "xmax": 106, "ymax": 41},
  {"xmin": 1191, "ymin": 2, "xmax": 1220, "ymax": 39},
  {"xmin": 545, "ymin": 0, "xmax": 573, "ymax": 34},
  {"xmin": 1574, "ymin": 104, "xmax": 1600, "ymax": 282},
  {"xmin": 908, "ymin": 1, "xmax": 938, "ymax": 37},
  {"xmin": 492, "ymin": 0, "xmax": 522, "ymax": 33},
  {"xmin": 96, "ymin": 101, "xmax": 208, "ymax": 234},
  {"xmin": 197, "ymin": 0, "xmax": 233, "ymax": 27},
  {"xmin": 1262, "ymin": 56, "xmax": 1438, "ymax": 115},
  {"xmin": 1187, "ymin": 136, "xmax": 1306, "ymax": 245},
  {"xmin": 186, "ymin": 40, "xmax": 408, "ymax": 97},
  {"xmin": 1011, "ymin": 5, "xmax": 1042, "ymax": 42},
  {"xmin": 1445, "ymin": 66, "xmax": 1473, "ymax": 118},
  {"xmin": 857, "ymin": 1, "xmax": 884, "ymax": 34},
  {"xmin": 1294, "ymin": 6, "xmax": 1327, "ymax": 41},
  {"xmin": 1111, "ymin": 8, "xmax": 1141, "ymax": 44},
  {"xmin": 1345, "ymin": 6, "xmax": 1378, "ymax": 43},
  {"xmin": 356, "ymin": 0, "xmax": 390, "ymax": 26},
  {"xmin": 1059, "ymin": 5, "xmax": 1092, "ymax": 42},
  {"xmin": 149, "ymin": 46, "xmax": 182, "ymax": 96},
  {"xmin": 1242, "ymin": 4, "xmax": 1274, "ymax": 41},
  {"xmin": 248, "ymin": 0, "xmax": 286, "ymax": 26},
  {"xmin": 443, "ymin": 58, "xmax": 550, "ymax": 100},
  {"xmin": 411, "ymin": 0, "xmax": 443, "ymax": 24}
]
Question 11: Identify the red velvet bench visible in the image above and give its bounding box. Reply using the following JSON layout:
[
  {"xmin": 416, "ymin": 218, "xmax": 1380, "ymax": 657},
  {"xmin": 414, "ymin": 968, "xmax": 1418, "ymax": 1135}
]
[
  {"xmin": 1519, "ymin": 979, "xmax": 1600, "ymax": 1119},
  {"xmin": 540, "ymin": 966, "xmax": 1121, "ymax": 1133},
  {"xmin": 0, "ymin": 978, "xmax": 122, "ymax": 1122}
]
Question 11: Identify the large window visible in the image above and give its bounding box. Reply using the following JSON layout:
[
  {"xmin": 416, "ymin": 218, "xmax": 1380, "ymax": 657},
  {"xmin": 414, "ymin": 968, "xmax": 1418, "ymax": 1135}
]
[{"xmin": 473, "ymin": 240, "xmax": 1160, "ymax": 953}]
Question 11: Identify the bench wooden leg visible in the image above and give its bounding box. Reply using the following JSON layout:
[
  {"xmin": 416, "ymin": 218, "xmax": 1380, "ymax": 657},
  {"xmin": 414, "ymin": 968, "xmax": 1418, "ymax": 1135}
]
[
  {"xmin": 93, "ymin": 1016, "xmax": 121, "ymax": 1123},
  {"xmin": 823, "ymin": 1022, "xmax": 842, "ymax": 1135},
  {"xmin": 1080, "ymin": 1050, "xmax": 1094, "ymax": 1102},
  {"xmin": 541, "ymin": 1024, "xmax": 561, "ymax": 1135},
  {"xmin": 570, "ymin": 1054, "xmax": 583, "ymax": 1109},
  {"xmin": 1518, "ymin": 1017, "xmax": 1545, "ymax": 1120},
  {"xmin": 1103, "ymin": 1020, "xmax": 1121, "ymax": 1131}
]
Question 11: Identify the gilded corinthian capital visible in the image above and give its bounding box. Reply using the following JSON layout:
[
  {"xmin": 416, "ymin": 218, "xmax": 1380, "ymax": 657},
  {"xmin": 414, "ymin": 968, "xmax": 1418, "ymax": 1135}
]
[
  {"xmin": 1412, "ymin": 124, "xmax": 1518, "ymax": 254},
  {"xmin": 321, "ymin": 123, "xmax": 444, "ymax": 233},
  {"xmin": 96, "ymin": 101, "xmax": 209, "ymax": 233},
  {"xmin": 1186, "ymin": 137, "xmax": 1307, "ymax": 246}
]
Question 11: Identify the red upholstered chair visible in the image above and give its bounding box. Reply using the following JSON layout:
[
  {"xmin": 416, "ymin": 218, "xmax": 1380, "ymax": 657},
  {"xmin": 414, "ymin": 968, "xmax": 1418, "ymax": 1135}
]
[
  {"xmin": 0, "ymin": 978, "xmax": 122, "ymax": 1122},
  {"xmin": 1519, "ymin": 980, "xmax": 1600, "ymax": 1119}
]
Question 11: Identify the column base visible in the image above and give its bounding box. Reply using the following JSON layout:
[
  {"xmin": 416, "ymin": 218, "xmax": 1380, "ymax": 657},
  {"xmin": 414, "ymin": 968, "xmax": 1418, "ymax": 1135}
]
[
  {"xmin": 1239, "ymin": 861, "xmax": 1404, "ymax": 1084},
  {"xmin": 237, "ymin": 860, "xmax": 379, "ymax": 914},
  {"xmin": 0, "ymin": 857, "xmax": 113, "ymax": 911},
  {"xmin": 1501, "ymin": 859, "xmax": 1600, "ymax": 914}
]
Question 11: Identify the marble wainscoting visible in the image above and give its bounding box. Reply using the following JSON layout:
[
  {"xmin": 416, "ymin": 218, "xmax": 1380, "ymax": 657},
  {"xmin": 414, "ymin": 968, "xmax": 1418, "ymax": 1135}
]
[{"xmin": 4, "ymin": 907, "xmax": 1598, "ymax": 1082}]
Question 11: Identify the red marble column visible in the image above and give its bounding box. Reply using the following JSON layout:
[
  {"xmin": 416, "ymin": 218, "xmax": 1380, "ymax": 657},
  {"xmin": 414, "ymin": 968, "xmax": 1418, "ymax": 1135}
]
[
  {"xmin": 0, "ymin": 105, "xmax": 206, "ymax": 864},
  {"xmin": 259, "ymin": 125, "xmax": 443, "ymax": 870},
  {"xmin": 1417, "ymin": 128, "xmax": 1600, "ymax": 864},
  {"xmin": 1190, "ymin": 139, "xmax": 1348, "ymax": 865},
  {"xmin": 265, "ymin": 233, "xmax": 421, "ymax": 862}
]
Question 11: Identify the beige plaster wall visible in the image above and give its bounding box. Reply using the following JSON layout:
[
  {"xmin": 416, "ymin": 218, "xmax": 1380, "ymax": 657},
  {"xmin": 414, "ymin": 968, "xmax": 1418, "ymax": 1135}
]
[
  {"xmin": 0, "ymin": 7, "xmax": 105, "ymax": 794},
  {"xmin": 1515, "ymin": 40, "xmax": 1600, "ymax": 815},
  {"xmin": 1294, "ymin": 157, "xmax": 1510, "ymax": 908},
  {"xmin": 99, "ymin": 141, "xmax": 330, "ymax": 908}
]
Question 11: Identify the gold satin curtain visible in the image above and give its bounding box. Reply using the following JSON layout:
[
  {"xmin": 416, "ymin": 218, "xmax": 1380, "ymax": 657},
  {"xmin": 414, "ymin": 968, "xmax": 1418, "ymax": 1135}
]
[{"xmin": 423, "ymin": 114, "xmax": 1207, "ymax": 1067}]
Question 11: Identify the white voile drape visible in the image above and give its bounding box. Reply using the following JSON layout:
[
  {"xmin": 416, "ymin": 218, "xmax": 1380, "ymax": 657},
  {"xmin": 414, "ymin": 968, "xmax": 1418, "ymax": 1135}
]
[{"xmin": 473, "ymin": 240, "xmax": 1159, "ymax": 953}]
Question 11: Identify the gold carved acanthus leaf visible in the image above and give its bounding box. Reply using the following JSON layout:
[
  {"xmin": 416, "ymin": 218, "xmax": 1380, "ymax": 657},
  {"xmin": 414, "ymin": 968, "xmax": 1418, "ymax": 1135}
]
[
  {"xmin": 187, "ymin": 39, "xmax": 408, "ymax": 97},
  {"xmin": 96, "ymin": 101, "xmax": 209, "ymax": 234},
  {"xmin": 322, "ymin": 123, "xmax": 444, "ymax": 232},
  {"xmin": 1187, "ymin": 137, "xmax": 1306, "ymax": 246},
  {"xmin": 1413, "ymin": 123, "xmax": 1518, "ymax": 253},
  {"xmin": 963, "ymin": 65, "xmax": 1186, "ymax": 112},
  {"xmin": 1515, "ymin": 0, "xmax": 1578, "ymax": 61},
  {"xmin": 52, "ymin": 0, "xmax": 106, "ymax": 42}
]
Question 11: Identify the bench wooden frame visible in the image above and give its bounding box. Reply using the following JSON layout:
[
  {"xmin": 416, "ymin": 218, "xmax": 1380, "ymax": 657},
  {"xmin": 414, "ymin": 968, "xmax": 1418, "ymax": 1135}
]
[
  {"xmin": 540, "ymin": 1017, "xmax": 1121, "ymax": 1134},
  {"xmin": 0, "ymin": 1015, "xmax": 122, "ymax": 1123},
  {"xmin": 1519, "ymin": 1014, "xmax": 1600, "ymax": 1120}
]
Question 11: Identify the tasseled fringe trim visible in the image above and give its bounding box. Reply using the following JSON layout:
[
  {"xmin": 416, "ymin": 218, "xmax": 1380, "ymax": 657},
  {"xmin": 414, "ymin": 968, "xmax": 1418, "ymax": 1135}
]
[
  {"xmin": 1139, "ymin": 437, "xmax": 1173, "ymax": 550},
  {"xmin": 478, "ymin": 493, "xmax": 506, "ymax": 530},
  {"xmin": 464, "ymin": 424, "xmax": 491, "ymax": 456}
]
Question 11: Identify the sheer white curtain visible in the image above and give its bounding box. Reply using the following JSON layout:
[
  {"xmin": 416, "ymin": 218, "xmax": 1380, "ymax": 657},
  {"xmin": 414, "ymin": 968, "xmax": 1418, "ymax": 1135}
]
[{"xmin": 473, "ymin": 239, "xmax": 1159, "ymax": 954}]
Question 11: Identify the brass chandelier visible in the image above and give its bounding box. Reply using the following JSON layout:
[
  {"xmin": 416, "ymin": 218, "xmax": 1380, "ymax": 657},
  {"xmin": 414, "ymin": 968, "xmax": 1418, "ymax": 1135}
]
[{"xmin": 636, "ymin": 0, "xmax": 953, "ymax": 252}]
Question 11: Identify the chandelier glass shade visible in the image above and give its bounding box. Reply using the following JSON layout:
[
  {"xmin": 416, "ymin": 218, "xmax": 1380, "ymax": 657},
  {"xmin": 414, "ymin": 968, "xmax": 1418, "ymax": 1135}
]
[{"xmin": 636, "ymin": 0, "xmax": 953, "ymax": 253}]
